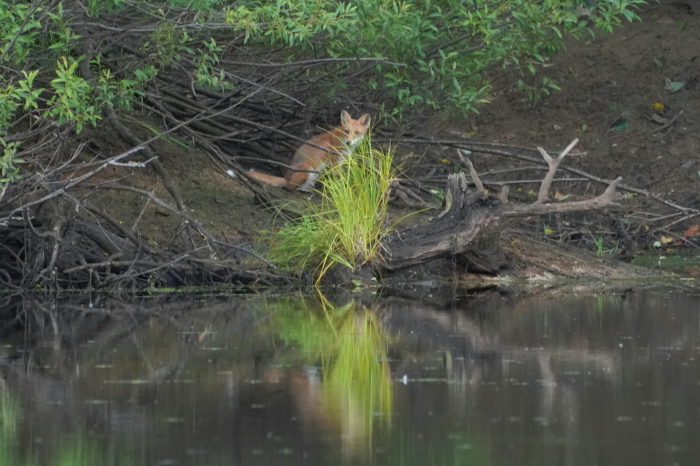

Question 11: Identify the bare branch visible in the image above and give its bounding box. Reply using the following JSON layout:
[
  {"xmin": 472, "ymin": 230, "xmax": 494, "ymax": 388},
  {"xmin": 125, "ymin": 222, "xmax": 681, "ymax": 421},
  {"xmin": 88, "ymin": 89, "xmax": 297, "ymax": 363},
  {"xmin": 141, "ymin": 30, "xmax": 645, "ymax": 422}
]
[
  {"xmin": 536, "ymin": 138, "xmax": 579, "ymax": 204},
  {"xmin": 221, "ymin": 56, "xmax": 404, "ymax": 68},
  {"xmin": 651, "ymin": 110, "xmax": 683, "ymax": 133},
  {"xmin": 109, "ymin": 156, "xmax": 158, "ymax": 168},
  {"xmin": 498, "ymin": 185, "xmax": 509, "ymax": 203},
  {"xmin": 503, "ymin": 177, "xmax": 622, "ymax": 217},
  {"xmin": 457, "ymin": 149, "xmax": 488, "ymax": 197},
  {"xmin": 390, "ymin": 136, "xmax": 698, "ymax": 217},
  {"xmin": 2, "ymin": 145, "xmax": 143, "ymax": 218}
]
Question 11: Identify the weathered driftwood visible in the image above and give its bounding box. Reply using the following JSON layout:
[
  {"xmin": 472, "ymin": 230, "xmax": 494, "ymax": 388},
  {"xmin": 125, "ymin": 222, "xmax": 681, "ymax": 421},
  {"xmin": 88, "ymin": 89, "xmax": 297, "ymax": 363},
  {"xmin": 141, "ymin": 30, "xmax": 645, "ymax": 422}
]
[{"xmin": 383, "ymin": 139, "xmax": 622, "ymax": 271}]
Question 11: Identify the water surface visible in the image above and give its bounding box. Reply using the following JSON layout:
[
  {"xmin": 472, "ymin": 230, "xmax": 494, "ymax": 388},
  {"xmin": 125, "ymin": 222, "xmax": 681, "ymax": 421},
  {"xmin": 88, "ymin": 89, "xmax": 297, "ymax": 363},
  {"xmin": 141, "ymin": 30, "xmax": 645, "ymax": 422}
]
[{"xmin": 0, "ymin": 288, "xmax": 698, "ymax": 465}]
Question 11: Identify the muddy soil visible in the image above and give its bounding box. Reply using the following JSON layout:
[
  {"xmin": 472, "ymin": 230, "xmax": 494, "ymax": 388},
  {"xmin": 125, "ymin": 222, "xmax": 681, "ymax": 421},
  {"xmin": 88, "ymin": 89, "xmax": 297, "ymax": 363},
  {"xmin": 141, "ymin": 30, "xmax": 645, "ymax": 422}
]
[
  {"xmin": 427, "ymin": 1, "xmax": 699, "ymax": 212},
  {"xmin": 396, "ymin": 1, "xmax": 699, "ymax": 267}
]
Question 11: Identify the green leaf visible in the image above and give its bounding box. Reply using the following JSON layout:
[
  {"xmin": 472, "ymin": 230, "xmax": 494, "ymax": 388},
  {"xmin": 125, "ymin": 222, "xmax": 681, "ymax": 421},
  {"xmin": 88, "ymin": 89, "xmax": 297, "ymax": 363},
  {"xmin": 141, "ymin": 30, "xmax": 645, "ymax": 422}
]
[
  {"xmin": 664, "ymin": 78, "xmax": 685, "ymax": 93},
  {"xmin": 611, "ymin": 118, "xmax": 629, "ymax": 132}
]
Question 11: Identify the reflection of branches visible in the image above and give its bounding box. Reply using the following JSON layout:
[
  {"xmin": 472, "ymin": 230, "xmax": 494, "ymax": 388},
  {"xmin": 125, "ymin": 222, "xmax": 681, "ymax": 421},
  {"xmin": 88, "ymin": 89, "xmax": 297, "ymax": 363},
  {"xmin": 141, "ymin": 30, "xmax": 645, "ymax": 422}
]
[
  {"xmin": 0, "ymin": 295, "xmax": 253, "ymax": 382},
  {"xmin": 0, "ymin": 295, "xmax": 258, "ymax": 449},
  {"xmin": 381, "ymin": 297, "xmax": 623, "ymax": 382}
]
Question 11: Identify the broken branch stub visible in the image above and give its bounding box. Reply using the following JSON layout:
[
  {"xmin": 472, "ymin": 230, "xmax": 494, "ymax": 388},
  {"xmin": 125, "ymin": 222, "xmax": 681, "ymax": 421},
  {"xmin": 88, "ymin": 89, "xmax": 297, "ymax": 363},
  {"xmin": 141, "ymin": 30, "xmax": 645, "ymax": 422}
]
[
  {"xmin": 536, "ymin": 138, "xmax": 579, "ymax": 204},
  {"xmin": 457, "ymin": 149, "xmax": 488, "ymax": 198}
]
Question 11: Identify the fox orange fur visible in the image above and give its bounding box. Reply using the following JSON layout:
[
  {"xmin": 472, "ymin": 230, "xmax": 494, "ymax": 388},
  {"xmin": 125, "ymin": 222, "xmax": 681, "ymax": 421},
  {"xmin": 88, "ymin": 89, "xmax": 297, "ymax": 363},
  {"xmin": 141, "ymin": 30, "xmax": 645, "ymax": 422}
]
[{"xmin": 246, "ymin": 110, "xmax": 371, "ymax": 192}]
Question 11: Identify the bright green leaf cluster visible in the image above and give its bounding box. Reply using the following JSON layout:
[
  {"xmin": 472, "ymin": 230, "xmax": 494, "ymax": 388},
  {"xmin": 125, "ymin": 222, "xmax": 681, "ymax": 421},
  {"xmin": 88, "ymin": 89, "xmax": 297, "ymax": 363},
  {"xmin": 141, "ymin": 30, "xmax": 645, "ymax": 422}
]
[
  {"xmin": 0, "ymin": 138, "xmax": 22, "ymax": 187},
  {"xmin": 48, "ymin": 57, "xmax": 101, "ymax": 132},
  {"xmin": 1, "ymin": 1, "xmax": 229, "ymax": 141},
  {"xmin": 227, "ymin": 0, "xmax": 646, "ymax": 115},
  {"xmin": 0, "ymin": 1, "xmax": 42, "ymax": 65},
  {"xmin": 224, "ymin": 1, "xmax": 357, "ymax": 46},
  {"xmin": 0, "ymin": 70, "xmax": 44, "ymax": 133}
]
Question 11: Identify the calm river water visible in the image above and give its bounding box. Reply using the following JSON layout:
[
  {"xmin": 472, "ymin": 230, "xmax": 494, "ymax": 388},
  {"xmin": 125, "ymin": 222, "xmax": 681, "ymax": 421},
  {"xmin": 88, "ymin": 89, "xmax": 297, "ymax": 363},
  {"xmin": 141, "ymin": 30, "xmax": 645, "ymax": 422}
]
[{"xmin": 0, "ymin": 287, "xmax": 698, "ymax": 466}]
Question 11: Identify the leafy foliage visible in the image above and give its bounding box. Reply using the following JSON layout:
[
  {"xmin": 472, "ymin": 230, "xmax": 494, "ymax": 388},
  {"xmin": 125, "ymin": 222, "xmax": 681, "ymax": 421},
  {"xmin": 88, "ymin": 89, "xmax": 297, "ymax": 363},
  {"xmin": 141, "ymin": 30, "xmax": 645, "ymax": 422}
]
[
  {"xmin": 0, "ymin": 0, "xmax": 645, "ymax": 191},
  {"xmin": 0, "ymin": 0, "xmax": 239, "ymax": 190},
  {"xmin": 48, "ymin": 57, "xmax": 101, "ymax": 131},
  {"xmin": 226, "ymin": 0, "xmax": 647, "ymax": 116},
  {"xmin": 0, "ymin": 139, "xmax": 21, "ymax": 187}
]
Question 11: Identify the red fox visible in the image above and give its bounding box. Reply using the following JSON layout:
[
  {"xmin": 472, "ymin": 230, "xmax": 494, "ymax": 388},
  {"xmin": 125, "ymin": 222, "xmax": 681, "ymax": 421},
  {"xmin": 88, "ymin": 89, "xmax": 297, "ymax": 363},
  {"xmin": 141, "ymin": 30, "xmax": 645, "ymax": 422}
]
[{"xmin": 246, "ymin": 110, "xmax": 371, "ymax": 192}]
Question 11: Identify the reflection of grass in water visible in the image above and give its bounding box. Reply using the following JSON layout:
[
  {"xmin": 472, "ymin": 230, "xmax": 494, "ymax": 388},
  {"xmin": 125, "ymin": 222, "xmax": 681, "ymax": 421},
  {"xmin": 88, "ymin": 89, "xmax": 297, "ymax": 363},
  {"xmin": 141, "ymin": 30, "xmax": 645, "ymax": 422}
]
[
  {"xmin": 266, "ymin": 298, "xmax": 493, "ymax": 464},
  {"xmin": 272, "ymin": 297, "xmax": 351, "ymax": 360},
  {"xmin": 389, "ymin": 430, "xmax": 493, "ymax": 466},
  {"xmin": 266, "ymin": 297, "xmax": 393, "ymax": 450},
  {"xmin": 53, "ymin": 436, "xmax": 136, "ymax": 466},
  {"xmin": 324, "ymin": 309, "xmax": 393, "ymax": 444},
  {"xmin": 55, "ymin": 438, "xmax": 101, "ymax": 466},
  {"xmin": 0, "ymin": 390, "xmax": 29, "ymax": 466},
  {"xmin": 0, "ymin": 390, "xmax": 137, "ymax": 466},
  {"xmin": 0, "ymin": 391, "xmax": 19, "ymax": 441}
]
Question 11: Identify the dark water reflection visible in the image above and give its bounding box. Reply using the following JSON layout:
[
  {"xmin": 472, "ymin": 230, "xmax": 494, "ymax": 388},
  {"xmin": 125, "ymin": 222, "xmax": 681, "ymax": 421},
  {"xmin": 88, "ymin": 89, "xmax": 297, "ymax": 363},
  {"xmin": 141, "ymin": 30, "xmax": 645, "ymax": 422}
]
[{"xmin": 0, "ymin": 289, "xmax": 698, "ymax": 465}]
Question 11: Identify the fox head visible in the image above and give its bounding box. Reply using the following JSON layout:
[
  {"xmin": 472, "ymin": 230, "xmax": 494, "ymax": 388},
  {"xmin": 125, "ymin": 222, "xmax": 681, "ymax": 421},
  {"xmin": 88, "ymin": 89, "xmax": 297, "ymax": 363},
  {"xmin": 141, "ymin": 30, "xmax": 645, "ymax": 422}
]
[{"xmin": 340, "ymin": 110, "xmax": 371, "ymax": 147}]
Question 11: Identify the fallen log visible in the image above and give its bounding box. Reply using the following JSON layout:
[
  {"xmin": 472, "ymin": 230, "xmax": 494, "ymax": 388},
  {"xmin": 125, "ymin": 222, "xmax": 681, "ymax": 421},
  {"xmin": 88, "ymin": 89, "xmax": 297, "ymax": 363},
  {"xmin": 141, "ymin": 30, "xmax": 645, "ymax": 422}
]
[{"xmin": 382, "ymin": 139, "xmax": 622, "ymax": 272}]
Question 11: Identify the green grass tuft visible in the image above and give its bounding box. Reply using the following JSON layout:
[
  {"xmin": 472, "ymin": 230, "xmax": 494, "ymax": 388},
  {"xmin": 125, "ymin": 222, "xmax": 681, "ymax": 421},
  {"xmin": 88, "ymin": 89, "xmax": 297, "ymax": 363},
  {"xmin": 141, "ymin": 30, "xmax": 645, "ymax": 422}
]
[{"xmin": 267, "ymin": 134, "xmax": 396, "ymax": 282}]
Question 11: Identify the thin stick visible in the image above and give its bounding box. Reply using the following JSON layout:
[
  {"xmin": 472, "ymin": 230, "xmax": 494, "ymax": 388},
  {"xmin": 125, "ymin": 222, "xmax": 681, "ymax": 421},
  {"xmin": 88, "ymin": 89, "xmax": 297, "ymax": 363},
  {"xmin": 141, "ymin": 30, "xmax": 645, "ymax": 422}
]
[
  {"xmin": 651, "ymin": 110, "xmax": 683, "ymax": 133},
  {"xmin": 221, "ymin": 56, "xmax": 404, "ymax": 68}
]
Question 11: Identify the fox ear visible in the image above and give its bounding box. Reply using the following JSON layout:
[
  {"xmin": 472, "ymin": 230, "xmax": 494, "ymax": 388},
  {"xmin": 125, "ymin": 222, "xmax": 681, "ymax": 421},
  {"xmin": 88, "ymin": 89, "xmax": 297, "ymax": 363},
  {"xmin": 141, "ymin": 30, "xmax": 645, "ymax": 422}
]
[
  {"xmin": 358, "ymin": 113, "xmax": 371, "ymax": 127},
  {"xmin": 340, "ymin": 110, "xmax": 351, "ymax": 127}
]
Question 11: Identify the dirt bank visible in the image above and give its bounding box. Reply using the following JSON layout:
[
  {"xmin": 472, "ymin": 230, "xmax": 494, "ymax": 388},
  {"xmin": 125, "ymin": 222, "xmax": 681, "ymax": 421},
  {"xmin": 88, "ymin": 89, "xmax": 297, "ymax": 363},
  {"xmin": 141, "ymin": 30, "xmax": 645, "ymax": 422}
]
[
  {"xmin": 3, "ymin": 1, "xmax": 698, "ymax": 290},
  {"xmin": 112, "ymin": 2, "xmax": 700, "ymax": 284}
]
